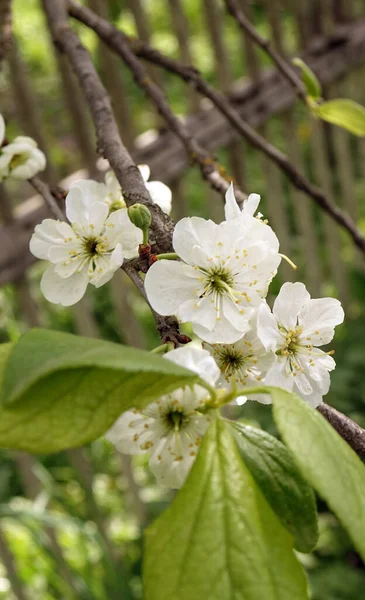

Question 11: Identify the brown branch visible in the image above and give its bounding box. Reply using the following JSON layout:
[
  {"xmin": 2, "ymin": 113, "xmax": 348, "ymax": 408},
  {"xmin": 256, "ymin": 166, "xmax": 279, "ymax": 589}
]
[
  {"xmin": 29, "ymin": 176, "xmax": 65, "ymax": 221},
  {"xmin": 68, "ymin": 0, "xmax": 365, "ymax": 256},
  {"xmin": 41, "ymin": 0, "xmax": 186, "ymax": 347},
  {"xmin": 69, "ymin": 3, "xmax": 245, "ymax": 204},
  {"xmin": 224, "ymin": 0, "xmax": 307, "ymax": 102},
  {"xmin": 318, "ymin": 404, "xmax": 365, "ymax": 461},
  {"xmin": 0, "ymin": 0, "xmax": 12, "ymax": 69},
  {"xmin": 42, "ymin": 0, "xmax": 173, "ymax": 255}
]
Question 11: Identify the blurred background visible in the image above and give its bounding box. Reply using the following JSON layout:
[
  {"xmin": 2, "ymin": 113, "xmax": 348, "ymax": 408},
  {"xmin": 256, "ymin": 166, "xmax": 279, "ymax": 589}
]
[{"xmin": 1, "ymin": 0, "xmax": 365, "ymax": 598}]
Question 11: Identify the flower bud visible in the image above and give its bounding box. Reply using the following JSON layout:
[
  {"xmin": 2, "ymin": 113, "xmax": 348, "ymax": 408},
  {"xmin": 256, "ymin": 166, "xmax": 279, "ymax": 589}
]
[{"xmin": 128, "ymin": 204, "xmax": 152, "ymax": 244}]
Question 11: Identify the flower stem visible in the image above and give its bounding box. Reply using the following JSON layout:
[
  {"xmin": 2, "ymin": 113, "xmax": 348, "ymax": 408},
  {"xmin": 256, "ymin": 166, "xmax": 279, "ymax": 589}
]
[
  {"xmin": 155, "ymin": 253, "xmax": 179, "ymax": 260},
  {"xmin": 142, "ymin": 228, "xmax": 149, "ymax": 245},
  {"xmin": 151, "ymin": 342, "xmax": 174, "ymax": 354}
]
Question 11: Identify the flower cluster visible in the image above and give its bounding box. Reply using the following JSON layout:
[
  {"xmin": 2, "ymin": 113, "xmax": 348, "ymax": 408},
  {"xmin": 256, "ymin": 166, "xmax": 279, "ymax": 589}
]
[
  {"xmin": 30, "ymin": 168, "xmax": 172, "ymax": 306},
  {"xmin": 0, "ymin": 114, "xmax": 46, "ymax": 181},
  {"xmin": 107, "ymin": 346, "xmax": 218, "ymax": 488},
  {"xmin": 31, "ymin": 172, "xmax": 344, "ymax": 488}
]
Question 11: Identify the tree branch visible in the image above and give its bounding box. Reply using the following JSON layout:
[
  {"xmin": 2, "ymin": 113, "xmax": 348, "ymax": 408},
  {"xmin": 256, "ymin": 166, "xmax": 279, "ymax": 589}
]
[
  {"xmin": 224, "ymin": 0, "xmax": 307, "ymax": 102},
  {"xmin": 39, "ymin": 0, "xmax": 365, "ymax": 460},
  {"xmin": 42, "ymin": 0, "xmax": 173, "ymax": 255},
  {"xmin": 318, "ymin": 404, "xmax": 365, "ymax": 461},
  {"xmin": 91, "ymin": 25, "xmax": 247, "ymax": 204},
  {"xmin": 68, "ymin": 0, "xmax": 365, "ymax": 256},
  {"xmin": 29, "ymin": 176, "xmax": 65, "ymax": 221}
]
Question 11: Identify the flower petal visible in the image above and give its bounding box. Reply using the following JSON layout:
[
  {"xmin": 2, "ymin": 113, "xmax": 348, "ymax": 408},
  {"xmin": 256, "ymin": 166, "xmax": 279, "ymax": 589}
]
[
  {"xmin": 173, "ymin": 217, "xmax": 218, "ymax": 266},
  {"xmin": 105, "ymin": 410, "xmax": 154, "ymax": 455},
  {"xmin": 298, "ymin": 297, "xmax": 344, "ymax": 344},
  {"xmin": 29, "ymin": 219, "xmax": 66, "ymax": 260},
  {"xmin": 146, "ymin": 181, "xmax": 172, "ymax": 214},
  {"xmin": 273, "ymin": 282, "xmax": 311, "ymax": 330},
  {"xmin": 243, "ymin": 193, "xmax": 261, "ymax": 217},
  {"xmin": 145, "ymin": 260, "xmax": 200, "ymax": 316},
  {"xmin": 257, "ymin": 302, "xmax": 280, "ymax": 351},
  {"xmin": 224, "ymin": 182, "xmax": 241, "ymax": 221},
  {"xmin": 164, "ymin": 345, "xmax": 220, "ymax": 386},
  {"xmin": 40, "ymin": 265, "xmax": 89, "ymax": 306},
  {"xmin": 138, "ymin": 164, "xmax": 150, "ymax": 182},
  {"xmin": 108, "ymin": 209, "xmax": 142, "ymax": 256}
]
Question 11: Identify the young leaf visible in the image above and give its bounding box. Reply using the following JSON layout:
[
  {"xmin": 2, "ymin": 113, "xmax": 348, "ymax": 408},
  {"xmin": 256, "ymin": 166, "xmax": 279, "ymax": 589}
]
[
  {"xmin": 313, "ymin": 99, "xmax": 365, "ymax": 136},
  {"xmin": 144, "ymin": 419, "xmax": 309, "ymax": 600},
  {"xmin": 292, "ymin": 57, "xmax": 321, "ymax": 100},
  {"xmin": 0, "ymin": 330, "xmax": 200, "ymax": 453},
  {"xmin": 230, "ymin": 421, "xmax": 318, "ymax": 553},
  {"xmin": 270, "ymin": 388, "xmax": 365, "ymax": 562}
]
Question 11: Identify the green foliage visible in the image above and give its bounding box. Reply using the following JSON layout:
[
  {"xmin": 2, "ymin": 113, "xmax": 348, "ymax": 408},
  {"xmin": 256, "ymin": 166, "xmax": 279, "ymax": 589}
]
[
  {"xmin": 292, "ymin": 58, "xmax": 321, "ymax": 100},
  {"xmin": 0, "ymin": 330, "xmax": 200, "ymax": 453},
  {"xmin": 270, "ymin": 387, "xmax": 365, "ymax": 562},
  {"xmin": 312, "ymin": 99, "xmax": 365, "ymax": 136},
  {"xmin": 144, "ymin": 419, "xmax": 309, "ymax": 600},
  {"xmin": 230, "ymin": 421, "xmax": 318, "ymax": 553}
]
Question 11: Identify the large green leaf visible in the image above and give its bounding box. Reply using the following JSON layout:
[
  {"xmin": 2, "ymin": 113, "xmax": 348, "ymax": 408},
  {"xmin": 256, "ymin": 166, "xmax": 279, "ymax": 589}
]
[
  {"xmin": 313, "ymin": 99, "xmax": 365, "ymax": 136},
  {"xmin": 0, "ymin": 330, "xmax": 200, "ymax": 453},
  {"xmin": 230, "ymin": 421, "xmax": 318, "ymax": 553},
  {"xmin": 270, "ymin": 388, "xmax": 365, "ymax": 562},
  {"xmin": 144, "ymin": 419, "xmax": 309, "ymax": 600}
]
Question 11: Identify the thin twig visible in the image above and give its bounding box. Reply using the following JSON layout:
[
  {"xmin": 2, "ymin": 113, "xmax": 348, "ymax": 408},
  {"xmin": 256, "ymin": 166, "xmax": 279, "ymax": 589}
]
[
  {"xmin": 224, "ymin": 0, "xmax": 307, "ymax": 102},
  {"xmin": 92, "ymin": 27, "xmax": 247, "ymax": 204},
  {"xmin": 318, "ymin": 404, "xmax": 365, "ymax": 461},
  {"xmin": 29, "ymin": 176, "xmax": 65, "ymax": 220},
  {"xmin": 68, "ymin": 3, "xmax": 245, "ymax": 204},
  {"xmin": 68, "ymin": 0, "xmax": 365, "ymax": 255}
]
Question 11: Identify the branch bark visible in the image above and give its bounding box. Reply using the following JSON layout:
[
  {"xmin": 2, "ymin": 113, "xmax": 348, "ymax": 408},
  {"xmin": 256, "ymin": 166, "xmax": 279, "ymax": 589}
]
[
  {"xmin": 67, "ymin": 0, "xmax": 365, "ymax": 256},
  {"xmin": 318, "ymin": 404, "xmax": 365, "ymax": 461},
  {"xmin": 42, "ymin": 0, "xmax": 173, "ymax": 254}
]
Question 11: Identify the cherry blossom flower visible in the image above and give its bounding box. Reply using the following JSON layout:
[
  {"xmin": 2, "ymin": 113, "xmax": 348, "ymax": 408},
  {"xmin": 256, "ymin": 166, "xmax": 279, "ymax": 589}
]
[
  {"xmin": 203, "ymin": 324, "xmax": 275, "ymax": 405},
  {"xmin": 70, "ymin": 166, "xmax": 172, "ymax": 215},
  {"xmin": 257, "ymin": 282, "xmax": 344, "ymax": 407},
  {"xmin": 0, "ymin": 136, "xmax": 46, "ymax": 181},
  {"xmin": 106, "ymin": 346, "xmax": 219, "ymax": 489},
  {"xmin": 30, "ymin": 182, "xmax": 142, "ymax": 306},
  {"xmin": 145, "ymin": 186, "xmax": 281, "ymax": 344}
]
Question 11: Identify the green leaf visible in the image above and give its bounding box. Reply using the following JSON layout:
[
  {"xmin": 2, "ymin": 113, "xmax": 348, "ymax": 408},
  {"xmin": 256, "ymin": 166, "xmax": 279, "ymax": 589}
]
[
  {"xmin": 0, "ymin": 329, "xmax": 200, "ymax": 453},
  {"xmin": 313, "ymin": 99, "xmax": 365, "ymax": 136},
  {"xmin": 292, "ymin": 57, "xmax": 321, "ymax": 100},
  {"xmin": 230, "ymin": 421, "xmax": 318, "ymax": 552},
  {"xmin": 144, "ymin": 419, "xmax": 309, "ymax": 600},
  {"xmin": 270, "ymin": 388, "xmax": 365, "ymax": 562}
]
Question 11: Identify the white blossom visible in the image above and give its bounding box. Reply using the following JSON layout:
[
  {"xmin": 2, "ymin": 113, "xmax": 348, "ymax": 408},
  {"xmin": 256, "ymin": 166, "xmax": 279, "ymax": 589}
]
[
  {"xmin": 257, "ymin": 282, "xmax": 344, "ymax": 407},
  {"xmin": 106, "ymin": 346, "xmax": 219, "ymax": 489},
  {"xmin": 0, "ymin": 136, "xmax": 46, "ymax": 181},
  {"xmin": 203, "ymin": 324, "xmax": 275, "ymax": 405},
  {"xmin": 145, "ymin": 185, "xmax": 281, "ymax": 344},
  {"xmin": 138, "ymin": 164, "xmax": 172, "ymax": 214},
  {"xmin": 71, "ymin": 166, "xmax": 172, "ymax": 215},
  {"xmin": 30, "ymin": 182, "xmax": 142, "ymax": 306}
]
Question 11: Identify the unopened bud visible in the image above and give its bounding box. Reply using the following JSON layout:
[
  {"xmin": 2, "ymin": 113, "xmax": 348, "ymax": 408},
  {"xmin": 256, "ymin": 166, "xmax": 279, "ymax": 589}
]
[{"xmin": 128, "ymin": 203, "xmax": 151, "ymax": 232}]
